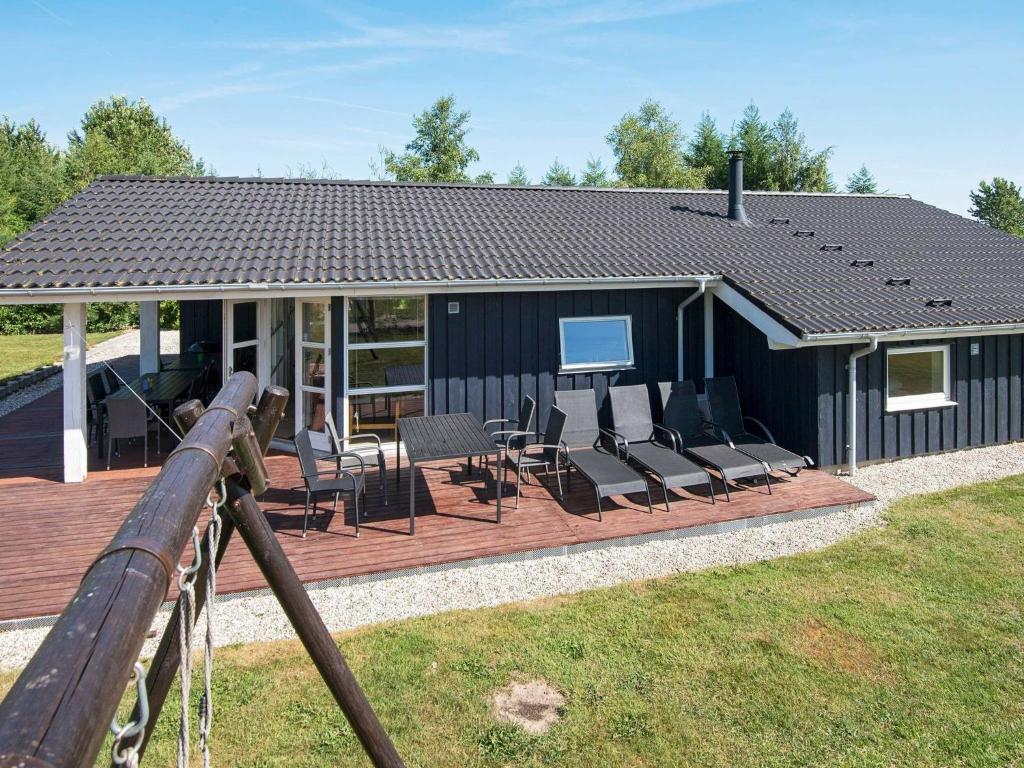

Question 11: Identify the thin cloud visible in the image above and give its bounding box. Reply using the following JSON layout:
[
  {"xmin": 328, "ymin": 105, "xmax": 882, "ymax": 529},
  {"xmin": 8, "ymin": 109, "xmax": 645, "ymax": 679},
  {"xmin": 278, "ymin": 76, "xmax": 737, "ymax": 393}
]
[
  {"xmin": 291, "ymin": 95, "xmax": 409, "ymax": 118},
  {"xmin": 157, "ymin": 82, "xmax": 281, "ymax": 112}
]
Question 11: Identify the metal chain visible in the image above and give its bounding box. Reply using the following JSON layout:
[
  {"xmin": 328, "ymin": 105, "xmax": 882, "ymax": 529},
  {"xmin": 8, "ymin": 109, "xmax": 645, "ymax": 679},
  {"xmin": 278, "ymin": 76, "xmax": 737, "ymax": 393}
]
[
  {"xmin": 110, "ymin": 662, "xmax": 149, "ymax": 768},
  {"xmin": 176, "ymin": 527, "xmax": 203, "ymax": 768},
  {"xmin": 198, "ymin": 479, "xmax": 226, "ymax": 768}
]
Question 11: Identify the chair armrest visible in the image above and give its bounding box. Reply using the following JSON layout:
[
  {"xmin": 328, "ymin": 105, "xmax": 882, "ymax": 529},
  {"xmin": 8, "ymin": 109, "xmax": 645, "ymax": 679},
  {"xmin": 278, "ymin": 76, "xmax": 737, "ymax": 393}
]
[
  {"xmin": 653, "ymin": 423, "xmax": 679, "ymax": 451},
  {"xmin": 599, "ymin": 428, "xmax": 628, "ymax": 459},
  {"xmin": 703, "ymin": 420, "xmax": 735, "ymax": 448},
  {"xmin": 743, "ymin": 416, "xmax": 776, "ymax": 444},
  {"xmin": 318, "ymin": 451, "xmax": 367, "ymax": 473},
  {"xmin": 343, "ymin": 433, "xmax": 382, "ymax": 449},
  {"xmin": 512, "ymin": 441, "xmax": 568, "ymax": 464},
  {"xmin": 502, "ymin": 430, "xmax": 533, "ymax": 452},
  {"xmin": 483, "ymin": 418, "xmax": 512, "ymax": 431}
]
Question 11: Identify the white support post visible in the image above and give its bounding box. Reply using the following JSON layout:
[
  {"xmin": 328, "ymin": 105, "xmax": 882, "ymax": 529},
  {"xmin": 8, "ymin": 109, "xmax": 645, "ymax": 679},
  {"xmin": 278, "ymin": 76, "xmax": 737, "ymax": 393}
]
[
  {"xmin": 703, "ymin": 289, "xmax": 715, "ymax": 379},
  {"xmin": 63, "ymin": 302, "xmax": 88, "ymax": 483},
  {"xmin": 139, "ymin": 300, "xmax": 160, "ymax": 375}
]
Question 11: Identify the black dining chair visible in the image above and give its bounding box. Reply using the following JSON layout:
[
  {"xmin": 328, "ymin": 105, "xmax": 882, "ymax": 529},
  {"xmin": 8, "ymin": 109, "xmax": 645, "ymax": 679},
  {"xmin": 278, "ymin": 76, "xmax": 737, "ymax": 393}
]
[
  {"xmin": 105, "ymin": 396, "xmax": 160, "ymax": 469},
  {"xmin": 294, "ymin": 428, "xmax": 367, "ymax": 538}
]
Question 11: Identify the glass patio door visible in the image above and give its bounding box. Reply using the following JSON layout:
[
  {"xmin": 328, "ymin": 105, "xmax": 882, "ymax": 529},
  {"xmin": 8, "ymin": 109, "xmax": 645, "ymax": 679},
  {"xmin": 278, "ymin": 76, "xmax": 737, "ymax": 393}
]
[{"xmin": 295, "ymin": 299, "xmax": 332, "ymax": 451}]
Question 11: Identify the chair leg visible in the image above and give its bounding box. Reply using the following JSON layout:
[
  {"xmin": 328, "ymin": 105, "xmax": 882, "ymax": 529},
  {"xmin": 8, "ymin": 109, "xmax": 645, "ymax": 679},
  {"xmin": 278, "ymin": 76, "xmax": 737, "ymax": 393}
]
[
  {"xmin": 661, "ymin": 480, "xmax": 670, "ymax": 513},
  {"xmin": 515, "ymin": 462, "xmax": 523, "ymax": 510},
  {"xmin": 354, "ymin": 487, "xmax": 361, "ymax": 538},
  {"xmin": 765, "ymin": 470, "xmax": 773, "ymax": 495},
  {"xmin": 333, "ymin": 491, "xmax": 340, "ymax": 511},
  {"xmin": 553, "ymin": 463, "xmax": 564, "ymax": 501},
  {"xmin": 303, "ymin": 490, "xmax": 310, "ymax": 538},
  {"xmin": 723, "ymin": 479, "xmax": 732, "ymax": 502},
  {"xmin": 379, "ymin": 452, "xmax": 387, "ymax": 506},
  {"xmin": 143, "ymin": 433, "xmax": 148, "ymax": 469},
  {"xmin": 594, "ymin": 489, "xmax": 603, "ymax": 522},
  {"xmin": 707, "ymin": 473, "xmax": 716, "ymax": 505},
  {"xmin": 107, "ymin": 435, "xmax": 113, "ymax": 471}
]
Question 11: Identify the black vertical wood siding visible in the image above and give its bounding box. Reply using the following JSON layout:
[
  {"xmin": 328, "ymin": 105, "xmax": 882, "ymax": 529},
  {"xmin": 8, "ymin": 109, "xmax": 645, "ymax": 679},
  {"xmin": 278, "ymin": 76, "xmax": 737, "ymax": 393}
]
[
  {"xmin": 712, "ymin": 296, "xmax": 819, "ymax": 459},
  {"xmin": 714, "ymin": 297, "xmax": 1024, "ymax": 468},
  {"xmin": 429, "ymin": 288, "xmax": 700, "ymax": 432},
  {"xmin": 817, "ymin": 335, "xmax": 1024, "ymax": 467}
]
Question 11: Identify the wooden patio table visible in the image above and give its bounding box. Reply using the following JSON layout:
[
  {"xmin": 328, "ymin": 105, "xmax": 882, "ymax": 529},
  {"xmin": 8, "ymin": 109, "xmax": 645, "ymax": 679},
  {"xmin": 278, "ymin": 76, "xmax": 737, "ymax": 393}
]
[{"xmin": 395, "ymin": 413, "xmax": 503, "ymax": 535}]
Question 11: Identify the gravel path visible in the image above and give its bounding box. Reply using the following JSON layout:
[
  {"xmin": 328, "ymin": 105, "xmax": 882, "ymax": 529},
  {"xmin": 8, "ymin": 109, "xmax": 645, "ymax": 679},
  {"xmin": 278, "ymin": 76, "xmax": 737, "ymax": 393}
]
[
  {"xmin": 0, "ymin": 329, "xmax": 180, "ymax": 420},
  {"xmin": 3, "ymin": 440, "xmax": 1022, "ymax": 670}
]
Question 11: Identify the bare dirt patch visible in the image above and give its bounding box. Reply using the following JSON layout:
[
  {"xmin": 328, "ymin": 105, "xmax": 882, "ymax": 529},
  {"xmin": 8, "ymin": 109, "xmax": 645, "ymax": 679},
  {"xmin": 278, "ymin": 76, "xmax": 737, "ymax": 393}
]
[{"xmin": 493, "ymin": 679, "xmax": 565, "ymax": 735}]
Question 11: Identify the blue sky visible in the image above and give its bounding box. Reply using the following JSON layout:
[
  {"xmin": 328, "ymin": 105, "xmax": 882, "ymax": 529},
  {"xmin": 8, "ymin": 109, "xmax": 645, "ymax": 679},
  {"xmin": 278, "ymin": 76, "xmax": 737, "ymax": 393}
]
[{"xmin": 4, "ymin": 0, "xmax": 1022, "ymax": 214}]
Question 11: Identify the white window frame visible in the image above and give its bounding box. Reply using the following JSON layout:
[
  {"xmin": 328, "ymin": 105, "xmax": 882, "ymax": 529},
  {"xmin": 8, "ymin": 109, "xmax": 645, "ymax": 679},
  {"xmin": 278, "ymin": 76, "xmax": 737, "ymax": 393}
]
[
  {"xmin": 885, "ymin": 344, "xmax": 956, "ymax": 412},
  {"xmin": 558, "ymin": 315, "xmax": 635, "ymax": 373},
  {"xmin": 342, "ymin": 295, "xmax": 428, "ymax": 440}
]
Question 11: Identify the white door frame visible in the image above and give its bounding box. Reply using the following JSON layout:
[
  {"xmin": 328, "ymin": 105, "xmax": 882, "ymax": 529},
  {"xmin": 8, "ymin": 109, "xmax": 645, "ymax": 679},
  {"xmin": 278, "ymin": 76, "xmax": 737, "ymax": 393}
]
[
  {"xmin": 295, "ymin": 298, "xmax": 332, "ymax": 451},
  {"xmin": 222, "ymin": 298, "xmax": 270, "ymax": 386}
]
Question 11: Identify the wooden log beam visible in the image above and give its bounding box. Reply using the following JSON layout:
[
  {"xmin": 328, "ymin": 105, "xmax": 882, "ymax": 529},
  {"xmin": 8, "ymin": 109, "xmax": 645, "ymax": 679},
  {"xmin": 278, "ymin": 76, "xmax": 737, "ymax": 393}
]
[
  {"xmin": 224, "ymin": 479, "xmax": 405, "ymax": 768},
  {"xmin": 0, "ymin": 373, "xmax": 259, "ymax": 768},
  {"xmin": 134, "ymin": 386, "xmax": 288, "ymax": 758}
]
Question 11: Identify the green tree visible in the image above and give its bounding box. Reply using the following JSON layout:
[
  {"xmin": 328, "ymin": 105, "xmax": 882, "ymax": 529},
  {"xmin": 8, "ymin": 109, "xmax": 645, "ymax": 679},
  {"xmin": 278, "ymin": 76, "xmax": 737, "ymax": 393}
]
[
  {"xmin": 606, "ymin": 99, "xmax": 705, "ymax": 189},
  {"xmin": 579, "ymin": 156, "xmax": 611, "ymax": 187},
  {"xmin": 0, "ymin": 118, "xmax": 67, "ymax": 245},
  {"xmin": 507, "ymin": 163, "xmax": 530, "ymax": 186},
  {"xmin": 687, "ymin": 112, "xmax": 728, "ymax": 188},
  {"xmin": 473, "ymin": 170, "xmax": 495, "ymax": 184},
  {"xmin": 729, "ymin": 103, "xmax": 774, "ymax": 189},
  {"xmin": 728, "ymin": 104, "xmax": 833, "ymax": 192},
  {"xmin": 379, "ymin": 95, "xmax": 484, "ymax": 183},
  {"xmin": 969, "ymin": 178, "xmax": 1024, "ymax": 238},
  {"xmin": 64, "ymin": 96, "xmax": 205, "ymax": 190},
  {"xmin": 846, "ymin": 164, "xmax": 878, "ymax": 194},
  {"xmin": 543, "ymin": 159, "xmax": 576, "ymax": 186}
]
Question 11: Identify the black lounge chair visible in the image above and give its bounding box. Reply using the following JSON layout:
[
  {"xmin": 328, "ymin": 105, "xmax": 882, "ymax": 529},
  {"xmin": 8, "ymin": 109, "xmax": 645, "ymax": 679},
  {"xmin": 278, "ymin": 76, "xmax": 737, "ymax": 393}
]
[
  {"xmin": 554, "ymin": 389, "xmax": 653, "ymax": 520},
  {"xmin": 704, "ymin": 376, "xmax": 812, "ymax": 474},
  {"xmin": 503, "ymin": 405, "xmax": 567, "ymax": 509},
  {"xmin": 658, "ymin": 380, "xmax": 772, "ymax": 500},
  {"xmin": 608, "ymin": 384, "xmax": 715, "ymax": 509},
  {"xmin": 295, "ymin": 428, "xmax": 367, "ymax": 538}
]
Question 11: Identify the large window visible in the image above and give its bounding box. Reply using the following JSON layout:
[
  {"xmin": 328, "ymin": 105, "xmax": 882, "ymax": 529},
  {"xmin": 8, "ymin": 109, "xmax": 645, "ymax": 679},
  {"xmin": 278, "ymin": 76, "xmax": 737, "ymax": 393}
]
[
  {"xmin": 345, "ymin": 296, "xmax": 427, "ymax": 441},
  {"xmin": 559, "ymin": 315, "xmax": 634, "ymax": 372},
  {"xmin": 886, "ymin": 345, "xmax": 953, "ymax": 411}
]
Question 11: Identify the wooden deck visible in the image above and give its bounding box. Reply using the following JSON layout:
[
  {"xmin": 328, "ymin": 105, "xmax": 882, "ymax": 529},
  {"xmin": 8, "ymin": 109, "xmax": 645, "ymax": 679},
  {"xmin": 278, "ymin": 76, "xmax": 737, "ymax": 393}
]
[
  {"xmin": 0, "ymin": 376, "xmax": 873, "ymax": 621},
  {"xmin": 0, "ymin": 444, "xmax": 872, "ymax": 621}
]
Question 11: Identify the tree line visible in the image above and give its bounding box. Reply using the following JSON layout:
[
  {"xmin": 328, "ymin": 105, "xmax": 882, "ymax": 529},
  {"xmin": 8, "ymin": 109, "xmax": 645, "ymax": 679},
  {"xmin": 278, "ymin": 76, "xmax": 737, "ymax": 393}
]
[{"xmin": 376, "ymin": 94, "xmax": 881, "ymax": 194}]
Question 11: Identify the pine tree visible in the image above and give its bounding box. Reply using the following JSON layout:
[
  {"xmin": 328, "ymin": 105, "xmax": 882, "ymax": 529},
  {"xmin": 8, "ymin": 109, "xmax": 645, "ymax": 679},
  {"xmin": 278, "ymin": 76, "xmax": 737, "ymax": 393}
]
[
  {"xmin": 542, "ymin": 159, "xmax": 576, "ymax": 186},
  {"xmin": 507, "ymin": 163, "xmax": 530, "ymax": 185},
  {"xmin": 579, "ymin": 156, "xmax": 610, "ymax": 187},
  {"xmin": 846, "ymin": 164, "xmax": 878, "ymax": 194},
  {"xmin": 687, "ymin": 112, "xmax": 728, "ymax": 188}
]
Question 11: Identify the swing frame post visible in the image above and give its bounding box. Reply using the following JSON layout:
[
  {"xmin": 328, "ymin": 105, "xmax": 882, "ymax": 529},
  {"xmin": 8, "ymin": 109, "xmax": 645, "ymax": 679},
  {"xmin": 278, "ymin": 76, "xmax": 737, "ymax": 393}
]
[
  {"xmin": 0, "ymin": 373, "xmax": 259, "ymax": 768},
  {"xmin": 135, "ymin": 388, "xmax": 289, "ymax": 759},
  {"xmin": 224, "ymin": 479, "xmax": 406, "ymax": 768}
]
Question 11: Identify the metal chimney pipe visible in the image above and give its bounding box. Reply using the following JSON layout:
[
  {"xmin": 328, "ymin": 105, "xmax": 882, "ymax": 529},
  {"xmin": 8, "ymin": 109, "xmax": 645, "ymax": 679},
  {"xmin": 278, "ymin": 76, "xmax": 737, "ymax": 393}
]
[{"xmin": 727, "ymin": 150, "xmax": 749, "ymax": 224}]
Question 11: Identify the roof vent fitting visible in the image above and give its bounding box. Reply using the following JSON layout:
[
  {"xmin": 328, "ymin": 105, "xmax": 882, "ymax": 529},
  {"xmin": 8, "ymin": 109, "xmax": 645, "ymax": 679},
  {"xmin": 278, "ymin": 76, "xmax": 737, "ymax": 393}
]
[
  {"xmin": 821, "ymin": 243, "xmax": 843, "ymax": 251},
  {"xmin": 926, "ymin": 298, "xmax": 953, "ymax": 307},
  {"xmin": 886, "ymin": 277, "xmax": 911, "ymax": 286},
  {"xmin": 727, "ymin": 151, "xmax": 749, "ymax": 224},
  {"xmin": 793, "ymin": 230, "xmax": 815, "ymax": 237},
  {"xmin": 850, "ymin": 259, "xmax": 874, "ymax": 267}
]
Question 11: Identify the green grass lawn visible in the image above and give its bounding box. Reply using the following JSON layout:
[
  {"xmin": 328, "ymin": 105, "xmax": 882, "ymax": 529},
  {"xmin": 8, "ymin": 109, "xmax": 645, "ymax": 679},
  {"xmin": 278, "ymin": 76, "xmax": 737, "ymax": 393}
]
[
  {"xmin": 4, "ymin": 477, "xmax": 1022, "ymax": 767},
  {"xmin": 0, "ymin": 331, "xmax": 125, "ymax": 381}
]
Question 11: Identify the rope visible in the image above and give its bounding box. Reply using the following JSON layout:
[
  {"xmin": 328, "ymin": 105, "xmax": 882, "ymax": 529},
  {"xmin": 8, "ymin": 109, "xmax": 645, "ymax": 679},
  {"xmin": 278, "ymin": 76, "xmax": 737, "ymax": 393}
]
[
  {"xmin": 198, "ymin": 480, "xmax": 226, "ymax": 768},
  {"xmin": 176, "ymin": 527, "xmax": 202, "ymax": 768}
]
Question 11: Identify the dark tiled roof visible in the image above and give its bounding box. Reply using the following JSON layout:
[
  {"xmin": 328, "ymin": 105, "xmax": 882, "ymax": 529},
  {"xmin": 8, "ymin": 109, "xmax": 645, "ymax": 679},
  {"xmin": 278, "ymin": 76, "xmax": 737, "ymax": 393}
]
[{"xmin": 3, "ymin": 175, "xmax": 1024, "ymax": 336}]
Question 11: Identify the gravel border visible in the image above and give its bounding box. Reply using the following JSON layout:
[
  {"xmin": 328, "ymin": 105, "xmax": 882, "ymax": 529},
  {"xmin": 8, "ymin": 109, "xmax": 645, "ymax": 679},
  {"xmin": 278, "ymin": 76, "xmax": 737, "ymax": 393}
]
[{"xmin": 1, "ymin": 426, "xmax": 1022, "ymax": 671}]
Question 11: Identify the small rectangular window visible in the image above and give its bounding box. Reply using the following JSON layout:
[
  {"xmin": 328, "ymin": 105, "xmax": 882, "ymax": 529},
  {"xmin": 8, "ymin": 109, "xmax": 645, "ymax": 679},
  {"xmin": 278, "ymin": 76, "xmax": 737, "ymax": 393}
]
[
  {"xmin": 559, "ymin": 316, "xmax": 634, "ymax": 372},
  {"xmin": 885, "ymin": 345, "xmax": 954, "ymax": 412}
]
